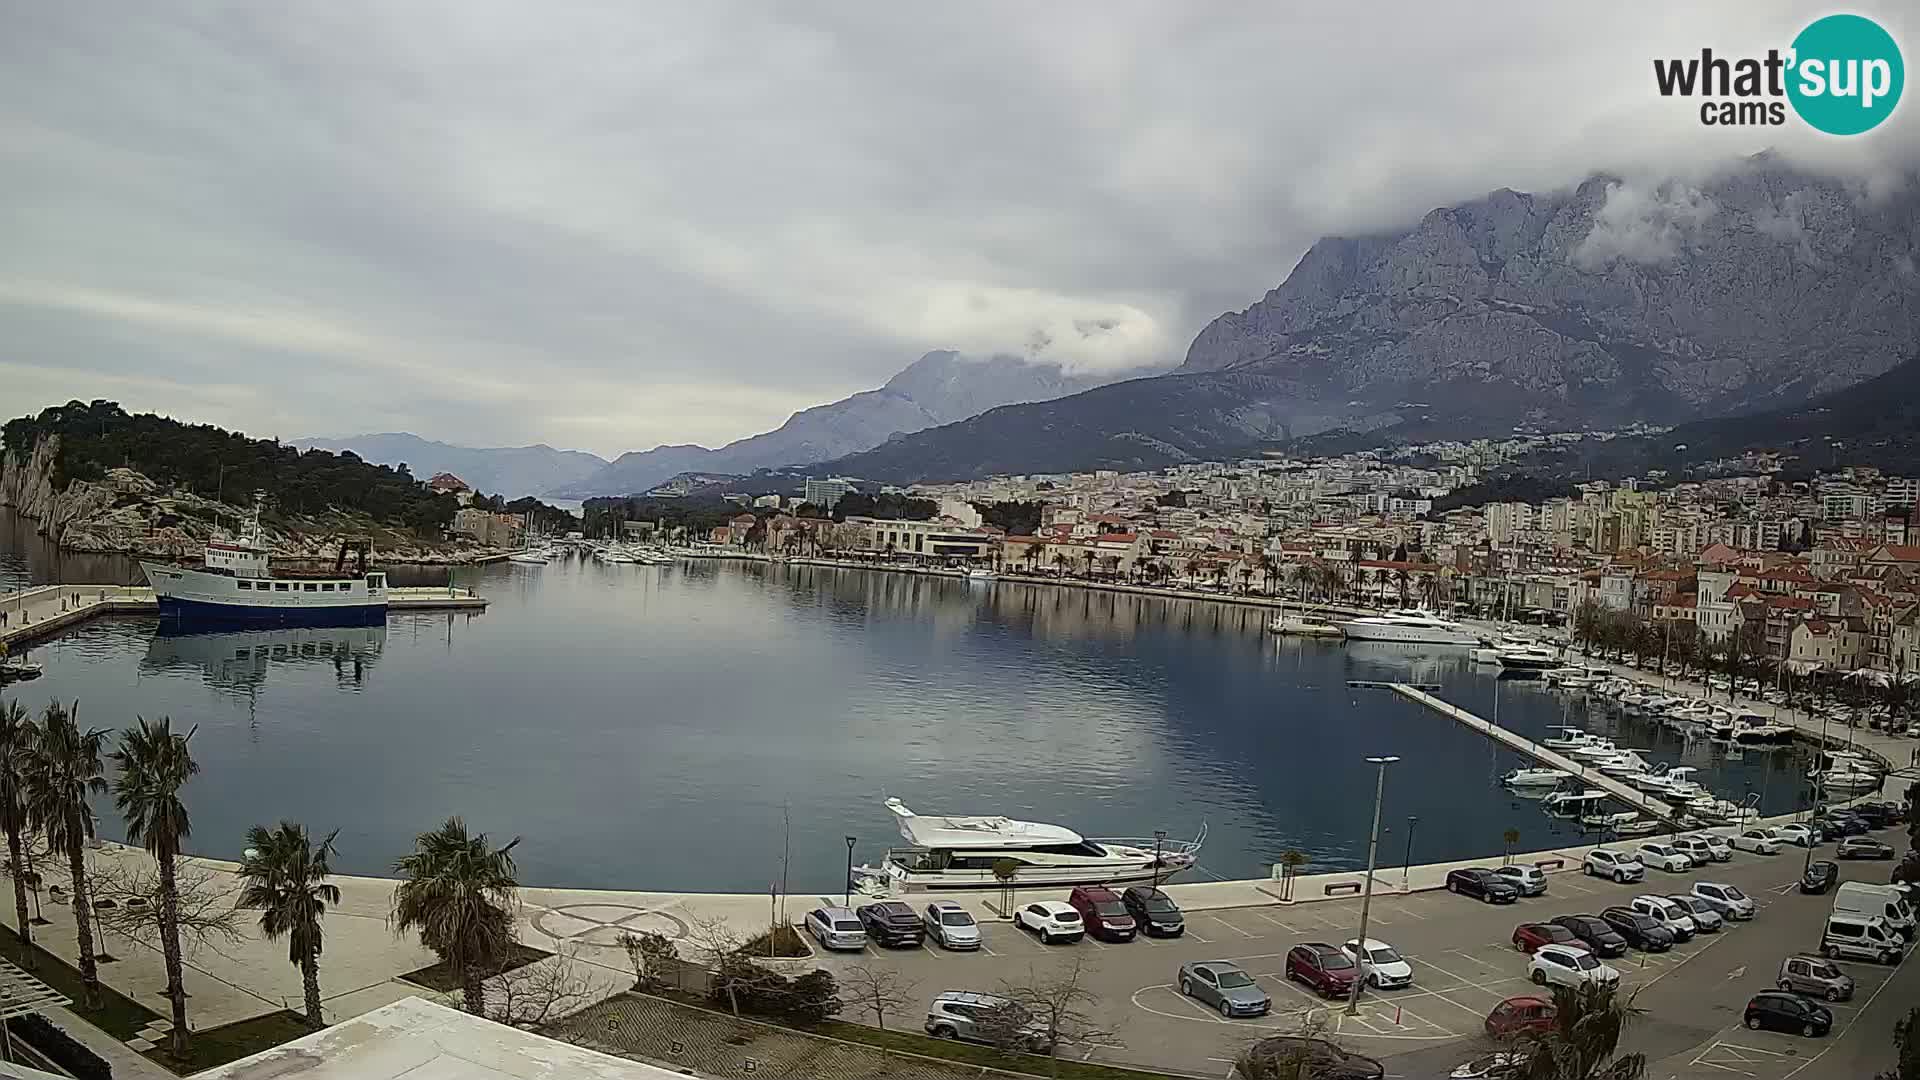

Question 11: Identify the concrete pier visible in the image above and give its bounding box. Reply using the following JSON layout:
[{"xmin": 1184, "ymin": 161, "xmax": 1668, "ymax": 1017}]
[
  {"xmin": 1390, "ymin": 682, "xmax": 1684, "ymax": 821},
  {"xmin": 1, "ymin": 583, "xmax": 486, "ymax": 648}
]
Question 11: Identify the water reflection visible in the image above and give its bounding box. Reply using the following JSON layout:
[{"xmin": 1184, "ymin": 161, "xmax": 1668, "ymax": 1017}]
[{"xmin": 141, "ymin": 624, "xmax": 387, "ymax": 693}]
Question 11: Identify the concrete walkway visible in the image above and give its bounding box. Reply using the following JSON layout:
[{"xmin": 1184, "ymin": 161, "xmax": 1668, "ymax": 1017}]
[{"xmin": 0, "ymin": 584, "xmax": 486, "ymax": 651}]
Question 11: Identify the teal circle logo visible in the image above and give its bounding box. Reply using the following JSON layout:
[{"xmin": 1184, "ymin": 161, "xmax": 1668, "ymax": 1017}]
[{"xmin": 1788, "ymin": 14, "xmax": 1903, "ymax": 135}]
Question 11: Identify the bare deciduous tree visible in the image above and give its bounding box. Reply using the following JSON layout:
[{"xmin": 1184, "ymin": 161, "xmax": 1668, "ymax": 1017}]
[
  {"xmin": 841, "ymin": 964, "xmax": 917, "ymax": 1031},
  {"xmin": 997, "ymin": 957, "xmax": 1122, "ymax": 1076},
  {"xmin": 89, "ymin": 856, "xmax": 243, "ymax": 960},
  {"xmin": 487, "ymin": 947, "xmax": 603, "ymax": 1032},
  {"xmin": 617, "ymin": 930, "xmax": 681, "ymax": 992},
  {"xmin": 685, "ymin": 914, "xmax": 747, "ymax": 1015}
]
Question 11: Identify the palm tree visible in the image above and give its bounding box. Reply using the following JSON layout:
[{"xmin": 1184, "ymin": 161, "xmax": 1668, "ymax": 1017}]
[
  {"xmin": 0, "ymin": 701, "xmax": 36, "ymax": 967},
  {"xmin": 239, "ymin": 822, "xmax": 341, "ymax": 1030},
  {"xmin": 1503, "ymin": 828, "xmax": 1521, "ymax": 867},
  {"xmin": 1394, "ymin": 568, "xmax": 1412, "ymax": 606},
  {"xmin": 391, "ymin": 817, "xmax": 521, "ymax": 1015},
  {"xmin": 1289, "ymin": 564, "xmax": 1312, "ymax": 600},
  {"xmin": 1512, "ymin": 983, "xmax": 1647, "ymax": 1079},
  {"xmin": 21, "ymin": 700, "xmax": 108, "ymax": 1010},
  {"xmin": 111, "ymin": 716, "xmax": 199, "ymax": 1056},
  {"xmin": 1051, "ymin": 552, "xmax": 1072, "ymax": 578}
]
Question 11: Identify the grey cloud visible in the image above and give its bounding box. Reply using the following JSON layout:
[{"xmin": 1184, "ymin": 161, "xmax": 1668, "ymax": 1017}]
[{"xmin": 3, "ymin": 1, "xmax": 1919, "ymax": 456}]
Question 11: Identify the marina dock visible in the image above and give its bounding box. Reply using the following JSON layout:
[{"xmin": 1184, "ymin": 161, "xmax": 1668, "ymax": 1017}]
[
  {"xmin": 1, "ymin": 582, "xmax": 486, "ymax": 647},
  {"xmin": 1390, "ymin": 682, "xmax": 1684, "ymax": 822}
]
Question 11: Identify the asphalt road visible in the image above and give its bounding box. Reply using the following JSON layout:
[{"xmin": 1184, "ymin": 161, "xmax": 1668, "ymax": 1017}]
[{"xmin": 803, "ymin": 826, "xmax": 1913, "ymax": 1079}]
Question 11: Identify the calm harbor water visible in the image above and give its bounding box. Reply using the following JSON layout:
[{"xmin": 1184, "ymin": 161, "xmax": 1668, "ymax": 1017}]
[{"xmin": 0, "ymin": 511, "xmax": 1814, "ymax": 892}]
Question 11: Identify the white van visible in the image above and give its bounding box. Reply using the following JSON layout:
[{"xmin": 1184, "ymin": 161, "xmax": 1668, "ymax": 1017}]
[
  {"xmin": 1834, "ymin": 882, "xmax": 1916, "ymax": 941},
  {"xmin": 1821, "ymin": 914, "xmax": 1905, "ymax": 965}
]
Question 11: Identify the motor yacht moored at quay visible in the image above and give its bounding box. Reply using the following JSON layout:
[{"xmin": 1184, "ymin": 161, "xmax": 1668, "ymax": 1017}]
[{"xmin": 850, "ymin": 798, "xmax": 1203, "ymax": 893}]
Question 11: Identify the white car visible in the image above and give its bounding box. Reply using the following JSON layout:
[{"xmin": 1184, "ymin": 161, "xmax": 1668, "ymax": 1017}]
[
  {"xmin": 1693, "ymin": 882, "xmax": 1757, "ymax": 920},
  {"xmin": 1730, "ymin": 830, "xmax": 1782, "ymax": 855},
  {"xmin": 1637, "ymin": 842, "xmax": 1693, "ymax": 873},
  {"xmin": 1528, "ymin": 943, "xmax": 1620, "ymax": 990},
  {"xmin": 1013, "ymin": 901, "xmax": 1084, "ymax": 944},
  {"xmin": 1341, "ymin": 937, "xmax": 1413, "ymax": 989},
  {"xmin": 1584, "ymin": 848, "xmax": 1646, "ymax": 883},
  {"xmin": 1776, "ymin": 823, "xmax": 1821, "ymax": 848},
  {"xmin": 1630, "ymin": 895, "xmax": 1698, "ymax": 938},
  {"xmin": 1494, "ymin": 864, "xmax": 1548, "ymax": 896},
  {"xmin": 1672, "ymin": 835, "xmax": 1725, "ymax": 865},
  {"xmin": 1451, "ymin": 1053, "xmax": 1526, "ymax": 1079},
  {"xmin": 1692, "ymin": 833, "xmax": 1733, "ymax": 862}
]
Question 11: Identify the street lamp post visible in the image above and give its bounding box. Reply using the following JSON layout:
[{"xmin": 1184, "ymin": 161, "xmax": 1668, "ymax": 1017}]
[
  {"xmin": 1400, "ymin": 816, "xmax": 1419, "ymax": 889},
  {"xmin": 843, "ymin": 836, "xmax": 857, "ymax": 908},
  {"xmin": 1152, "ymin": 830, "xmax": 1168, "ymax": 889},
  {"xmin": 1347, "ymin": 755, "xmax": 1400, "ymax": 1016}
]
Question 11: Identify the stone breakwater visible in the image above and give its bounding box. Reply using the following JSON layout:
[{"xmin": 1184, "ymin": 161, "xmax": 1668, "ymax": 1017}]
[{"xmin": 0, "ymin": 435, "xmax": 505, "ymax": 565}]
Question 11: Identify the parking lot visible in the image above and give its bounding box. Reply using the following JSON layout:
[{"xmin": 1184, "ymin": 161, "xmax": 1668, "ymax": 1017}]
[{"xmin": 802, "ymin": 827, "xmax": 1913, "ymax": 1078}]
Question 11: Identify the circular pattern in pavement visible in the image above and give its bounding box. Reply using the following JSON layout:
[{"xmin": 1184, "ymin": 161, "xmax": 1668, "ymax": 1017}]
[{"xmin": 531, "ymin": 903, "xmax": 689, "ymax": 950}]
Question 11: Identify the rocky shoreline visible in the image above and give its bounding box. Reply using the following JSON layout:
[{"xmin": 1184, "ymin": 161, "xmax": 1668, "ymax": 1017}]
[{"xmin": 0, "ymin": 435, "xmax": 510, "ymax": 565}]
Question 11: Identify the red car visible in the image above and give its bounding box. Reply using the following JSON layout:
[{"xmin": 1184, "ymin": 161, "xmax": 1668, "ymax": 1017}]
[
  {"xmin": 1284, "ymin": 943, "xmax": 1359, "ymax": 999},
  {"xmin": 1066, "ymin": 885, "xmax": 1137, "ymax": 942},
  {"xmin": 1511, "ymin": 922, "xmax": 1579, "ymax": 955},
  {"xmin": 1486, "ymin": 996, "xmax": 1557, "ymax": 1039}
]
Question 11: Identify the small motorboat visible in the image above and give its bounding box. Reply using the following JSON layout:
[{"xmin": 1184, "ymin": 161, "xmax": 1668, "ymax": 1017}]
[
  {"xmin": 0, "ymin": 658, "xmax": 43, "ymax": 685},
  {"xmin": 1543, "ymin": 727, "xmax": 1592, "ymax": 751},
  {"xmin": 1607, "ymin": 814, "xmax": 1663, "ymax": 837},
  {"xmin": 1731, "ymin": 724, "xmax": 1794, "ymax": 746},
  {"xmin": 1501, "ymin": 767, "xmax": 1572, "ymax": 788},
  {"xmin": 1268, "ymin": 613, "xmax": 1345, "ymax": 637},
  {"xmin": 966, "ymin": 568, "xmax": 998, "ymax": 581},
  {"xmin": 1566, "ymin": 739, "xmax": 1620, "ymax": 761}
]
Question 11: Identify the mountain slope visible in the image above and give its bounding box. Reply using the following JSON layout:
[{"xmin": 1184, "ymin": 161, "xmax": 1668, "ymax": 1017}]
[
  {"xmin": 290, "ymin": 433, "xmax": 607, "ymax": 499},
  {"xmin": 559, "ymin": 351, "xmax": 1156, "ymax": 495},
  {"xmin": 821, "ymin": 159, "xmax": 1920, "ymax": 485}
]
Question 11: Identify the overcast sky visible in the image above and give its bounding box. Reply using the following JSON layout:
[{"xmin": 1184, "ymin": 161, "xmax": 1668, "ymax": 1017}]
[{"xmin": 4, "ymin": 2, "xmax": 1917, "ymax": 458}]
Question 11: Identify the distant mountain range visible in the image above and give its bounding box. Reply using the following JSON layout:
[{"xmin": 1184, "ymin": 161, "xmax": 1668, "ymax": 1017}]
[
  {"xmin": 820, "ymin": 157, "xmax": 1920, "ymax": 484},
  {"xmin": 289, "ymin": 434, "xmax": 609, "ymax": 499},
  {"xmin": 549, "ymin": 350, "xmax": 1157, "ymax": 496}
]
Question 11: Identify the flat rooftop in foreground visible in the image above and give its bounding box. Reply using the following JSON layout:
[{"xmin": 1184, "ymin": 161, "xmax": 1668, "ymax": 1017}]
[{"xmin": 199, "ymin": 997, "xmax": 684, "ymax": 1080}]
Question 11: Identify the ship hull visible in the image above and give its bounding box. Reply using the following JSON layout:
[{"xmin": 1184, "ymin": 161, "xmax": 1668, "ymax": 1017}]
[
  {"xmin": 143, "ymin": 563, "xmax": 388, "ymax": 628},
  {"xmin": 1338, "ymin": 623, "xmax": 1481, "ymax": 646},
  {"xmin": 155, "ymin": 595, "xmax": 387, "ymax": 627}
]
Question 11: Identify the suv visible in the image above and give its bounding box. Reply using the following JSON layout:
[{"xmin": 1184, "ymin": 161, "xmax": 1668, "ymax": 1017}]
[
  {"xmin": 1636, "ymin": 842, "xmax": 1693, "ymax": 873},
  {"xmin": 803, "ymin": 906, "xmax": 867, "ymax": 951},
  {"xmin": 1776, "ymin": 822, "xmax": 1822, "ymax": 848},
  {"xmin": 1584, "ymin": 848, "xmax": 1645, "ymax": 883},
  {"xmin": 1013, "ymin": 901, "xmax": 1084, "ymax": 944},
  {"xmin": 1240, "ymin": 1036, "xmax": 1384, "ymax": 1080},
  {"xmin": 1670, "ymin": 836, "xmax": 1716, "ymax": 866},
  {"xmin": 1121, "ymin": 886, "xmax": 1185, "ymax": 937},
  {"xmin": 1777, "ymin": 954, "xmax": 1853, "ymax": 1002},
  {"xmin": 925, "ymin": 990, "xmax": 1045, "ymax": 1050},
  {"xmin": 857, "ymin": 901, "xmax": 926, "ymax": 948},
  {"xmin": 1528, "ymin": 944, "xmax": 1619, "ymax": 990},
  {"xmin": 1600, "ymin": 906, "xmax": 1675, "ymax": 951},
  {"xmin": 1285, "ymin": 943, "xmax": 1361, "ymax": 999},
  {"xmin": 1067, "ymin": 886, "xmax": 1137, "ymax": 942},
  {"xmin": 1494, "ymin": 864, "xmax": 1548, "ymax": 896},
  {"xmin": 1628, "ymin": 895, "xmax": 1697, "ymax": 941}
]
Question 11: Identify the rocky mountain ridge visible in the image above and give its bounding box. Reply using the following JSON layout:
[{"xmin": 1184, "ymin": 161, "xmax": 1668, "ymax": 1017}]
[
  {"xmin": 821, "ymin": 159, "xmax": 1920, "ymax": 484},
  {"xmin": 289, "ymin": 434, "xmax": 608, "ymax": 500}
]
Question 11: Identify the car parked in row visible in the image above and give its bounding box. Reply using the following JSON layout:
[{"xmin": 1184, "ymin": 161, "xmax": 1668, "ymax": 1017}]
[
  {"xmin": 803, "ymin": 905, "xmax": 867, "ymax": 951},
  {"xmin": 1066, "ymin": 886, "xmax": 1136, "ymax": 942},
  {"xmin": 922, "ymin": 901, "xmax": 981, "ymax": 950},
  {"xmin": 925, "ymin": 990, "xmax": 1046, "ymax": 1050},
  {"xmin": 1485, "ymin": 996, "xmax": 1557, "ymax": 1040},
  {"xmin": 1776, "ymin": 822, "xmax": 1822, "ymax": 848},
  {"xmin": 1670, "ymin": 836, "xmax": 1717, "ymax": 866},
  {"xmin": 1179, "ymin": 961, "xmax": 1272, "ymax": 1018},
  {"xmin": 1549, "ymin": 914, "xmax": 1628, "ymax": 958},
  {"xmin": 1777, "ymin": 954, "xmax": 1853, "ymax": 1002},
  {"xmin": 1341, "ymin": 938, "xmax": 1413, "ymax": 989},
  {"xmin": 1446, "ymin": 868, "xmax": 1520, "ymax": 903},
  {"xmin": 1801, "ymin": 860, "xmax": 1840, "ymax": 895},
  {"xmin": 1692, "ymin": 882, "xmax": 1756, "ymax": 920},
  {"xmin": 857, "ymin": 901, "xmax": 926, "ymax": 948},
  {"xmin": 1637, "ymin": 842, "xmax": 1694, "ymax": 873},
  {"xmin": 1494, "ymin": 864, "xmax": 1548, "ymax": 896},
  {"xmin": 1583, "ymin": 848, "xmax": 1645, "ymax": 883},
  {"xmin": 1837, "ymin": 836, "xmax": 1896, "ymax": 860},
  {"xmin": 1667, "ymin": 894, "xmax": 1723, "ymax": 932},
  {"xmin": 1013, "ymin": 901, "xmax": 1084, "ymax": 944},
  {"xmin": 1628, "ymin": 895, "xmax": 1697, "ymax": 941},
  {"xmin": 1285, "ymin": 943, "xmax": 1361, "ymax": 999},
  {"xmin": 1512, "ymin": 922, "xmax": 1579, "ymax": 954},
  {"xmin": 1121, "ymin": 886, "xmax": 1185, "ymax": 937},
  {"xmin": 1743, "ymin": 991, "xmax": 1832, "ymax": 1038},
  {"xmin": 1528, "ymin": 944, "xmax": 1619, "ymax": 990},
  {"xmin": 1600, "ymin": 906, "xmax": 1675, "ymax": 951},
  {"xmin": 1731, "ymin": 829, "xmax": 1783, "ymax": 855}
]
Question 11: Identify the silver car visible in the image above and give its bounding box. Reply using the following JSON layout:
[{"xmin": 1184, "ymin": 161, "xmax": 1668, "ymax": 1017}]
[
  {"xmin": 1667, "ymin": 894, "xmax": 1724, "ymax": 932},
  {"xmin": 803, "ymin": 905, "xmax": 867, "ymax": 951},
  {"xmin": 924, "ymin": 990, "xmax": 1045, "ymax": 1049},
  {"xmin": 1178, "ymin": 961, "xmax": 1272, "ymax": 1018},
  {"xmin": 923, "ymin": 901, "xmax": 982, "ymax": 950},
  {"xmin": 1777, "ymin": 954, "xmax": 1854, "ymax": 1002}
]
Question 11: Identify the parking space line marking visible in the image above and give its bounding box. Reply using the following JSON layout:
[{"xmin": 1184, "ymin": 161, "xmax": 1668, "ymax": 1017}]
[
  {"xmin": 1384, "ymin": 902, "xmax": 1427, "ymax": 920},
  {"xmin": 1084, "ymin": 935, "xmax": 1109, "ymax": 950},
  {"xmin": 1251, "ymin": 910, "xmax": 1297, "ymax": 932},
  {"xmin": 1163, "ymin": 987, "xmax": 1230, "ymax": 1024},
  {"xmin": 1209, "ymin": 914, "xmax": 1258, "ymax": 939},
  {"xmin": 1186, "ymin": 929, "xmax": 1213, "ymax": 944}
]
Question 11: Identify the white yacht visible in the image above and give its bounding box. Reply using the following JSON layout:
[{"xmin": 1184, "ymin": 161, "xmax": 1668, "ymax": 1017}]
[
  {"xmin": 1811, "ymin": 753, "xmax": 1884, "ymax": 793},
  {"xmin": 1501, "ymin": 766, "xmax": 1572, "ymax": 788},
  {"xmin": 1566, "ymin": 739, "xmax": 1620, "ymax": 761},
  {"xmin": 1497, "ymin": 643, "xmax": 1562, "ymax": 671},
  {"xmin": 507, "ymin": 549, "xmax": 549, "ymax": 565},
  {"xmin": 1543, "ymin": 727, "xmax": 1592, "ymax": 751},
  {"xmin": 851, "ymin": 798, "xmax": 1204, "ymax": 892},
  {"xmin": 1338, "ymin": 608, "xmax": 1483, "ymax": 646}
]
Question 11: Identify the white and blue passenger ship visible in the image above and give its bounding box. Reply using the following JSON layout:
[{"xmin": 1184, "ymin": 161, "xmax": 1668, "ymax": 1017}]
[{"xmin": 140, "ymin": 508, "xmax": 388, "ymax": 626}]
